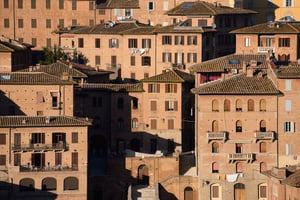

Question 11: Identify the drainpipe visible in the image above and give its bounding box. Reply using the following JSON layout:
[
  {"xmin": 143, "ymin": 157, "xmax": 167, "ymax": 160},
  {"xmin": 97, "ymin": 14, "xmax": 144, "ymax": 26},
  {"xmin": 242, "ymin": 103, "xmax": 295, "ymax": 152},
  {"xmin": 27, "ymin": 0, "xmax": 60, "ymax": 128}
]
[
  {"xmin": 13, "ymin": 0, "xmax": 16, "ymax": 39},
  {"xmin": 155, "ymin": 33, "xmax": 157, "ymax": 75},
  {"xmin": 9, "ymin": 128, "xmax": 11, "ymax": 165}
]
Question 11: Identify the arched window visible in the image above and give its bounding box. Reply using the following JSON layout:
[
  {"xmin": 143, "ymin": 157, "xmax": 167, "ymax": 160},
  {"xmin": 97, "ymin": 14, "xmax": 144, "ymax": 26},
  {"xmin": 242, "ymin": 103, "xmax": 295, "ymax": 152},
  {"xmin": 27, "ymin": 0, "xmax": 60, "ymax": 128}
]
[
  {"xmin": 248, "ymin": 99, "xmax": 254, "ymax": 111},
  {"xmin": 260, "ymin": 120, "xmax": 266, "ymax": 132},
  {"xmin": 118, "ymin": 118, "xmax": 124, "ymax": 129},
  {"xmin": 132, "ymin": 118, "xmax": 138, "ymax": 128},
  {"xmin": 212, "ymin": 142, "xmax": 219, "ymax": 153},
  {"xmin": 117, "ymin": 97, "xmax": 124, "ymax": 109},
  {"xmin": 212, "ymin": 162, "xmax": 219, "ymax": 173},
  {"xmin": 260, "ymin": 162, "xmax": 267, "ymax": 172},
  {"xmin": 236, "ymin": 162, "xmax": 243, "ymax": 173},
  {"xmin": 184, "ymin": 187, "xmax": 193, "ymax": 200},
  {"xmin": 259, "ymin": 183, "xmax": 267, "ymax": 198},
  {"xmin": 260, "ymin": 142, "xmax": 267, "ymax": 153},
  {"xmin": 211, "ymin": 184, "xmax": 220, "ymax": 199},
  {"xmin": 212, "ymin": 99, "xmax": 219, "ymax": 112},
  {"xmin": 212, "ymin": 120, "xmax": 219, "ymax": 132},
  {"xmin": 19, "ymin": 178, "xmax": 35, "ymax": 191},
  {"xmin": 260, "ymin": 99, "xmax": 266, "ymax": 112},
  {"xmin": 236, "ymin": 99, "xmax": 242, "ymax": 111},
  {"xmin": 64, "ymin": 177, "xmax": 79, "ymax": 190},
  {"xmin": 234, "ymin": 183, "xmax": 245, "ymax": 200},
  {"xmin": 236, "ymin": 120, "xmax": 242, "ymax": 132},
  {"xmin": 138, "ymin": 165, "xmax": 149, "ymax": 185},
  {"xmin": 224, "ymin": 99, "xmax": 230, "ymax": 112},
  {"xmin": 42, "ymin": 177, "xmax": 56, "ymax": 191}
]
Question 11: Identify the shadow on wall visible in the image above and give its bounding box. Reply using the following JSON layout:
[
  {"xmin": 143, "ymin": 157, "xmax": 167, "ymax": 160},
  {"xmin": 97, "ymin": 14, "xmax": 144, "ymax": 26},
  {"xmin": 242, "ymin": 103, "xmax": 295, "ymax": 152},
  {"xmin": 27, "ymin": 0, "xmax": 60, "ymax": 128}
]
[{"xmin": 0, "ymin": 90, "xmax": 25, "ymax": 116}]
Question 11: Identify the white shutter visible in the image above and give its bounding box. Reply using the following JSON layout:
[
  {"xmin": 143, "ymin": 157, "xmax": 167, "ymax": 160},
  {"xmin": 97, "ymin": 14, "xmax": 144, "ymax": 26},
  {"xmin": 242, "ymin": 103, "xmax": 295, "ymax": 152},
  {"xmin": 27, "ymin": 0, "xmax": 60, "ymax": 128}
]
[
  {"xmin": 123, "ymin": 9, "xmax": 126, "ymax": 16},
  {"xmin": 153, "ymin": 2, "xmax": 155, "ymax": 10},
  {"xmin": 131, "ymin": 9, "xmax": 133, "ymax": 16},
  {"xmin": 114, "ymin": 9, "xmax": 120, "ymax": 16},
  {"xmin": 285, "ymin": 100, "xmax": 292, "ymax": 112},
  {"xmin": 286, "ymin": 144, "xmax": 292, "ymax": 155},
  {"xmin": 291, "ymin": 122, "xmax": 295, "ymax": 132},
  {"xmin": 285, "ymin": 80, "xmax": 292, "ymax": 91},
  {"xmin": 163, "ymin": 1, "xmax": 169, "ymax": 10}
]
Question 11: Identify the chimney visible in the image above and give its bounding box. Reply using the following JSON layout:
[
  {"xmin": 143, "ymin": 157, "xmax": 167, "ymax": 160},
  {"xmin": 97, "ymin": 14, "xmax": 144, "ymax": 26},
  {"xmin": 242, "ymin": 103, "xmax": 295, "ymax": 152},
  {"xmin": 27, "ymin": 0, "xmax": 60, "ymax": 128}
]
[
  {"xmin": 242, "ymin": 60, "xmax": 247, "ymax": 73},
  {"xmin": 247, "ymin": 67, "xmax": 253, "ymax": 77},
  {"xmin": 250, "ymin": 60, "xmax": 257, "ymax": 67}
]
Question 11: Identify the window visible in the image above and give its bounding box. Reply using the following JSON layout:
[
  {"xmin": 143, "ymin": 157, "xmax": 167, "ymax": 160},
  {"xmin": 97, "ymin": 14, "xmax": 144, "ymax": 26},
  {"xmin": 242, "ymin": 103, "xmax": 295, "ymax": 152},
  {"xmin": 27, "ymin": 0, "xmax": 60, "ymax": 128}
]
[
  {"xmin": 132, "ymin": 118, "xmax": 138, "ymax": 128},
  {"xmin": 89, "ymin": 19, "xmax": 94, "ymax": 26},
  {"xmin": 142, "ymin": 39, "xmax": 151, "ymax": 48},
  {"xmin": 175, "ymin": 36, "xmax": 184, "ymax": 45},
  {"xmin": 165, "ymin": 84, "xmax": 177, "ymax": 93},
  {"xmin": 59, "ymin": 0, "xmax": 64, "ymax": 9},
  {"xmin": 212, "ymin": 142, "xmax": 219, "ymax": 153},
  {"xmin": 285, "ymin": 80, "xmax": 291, "ymax": 91},
  {"xmin": 279, "ymin": 38, "xmax": 290, "ymax": 47},
  {"xmin": 187, "ymin": 36, "xmax": 197, "ymax": 45},
  {"xmin": 285, "ymin": 100, "xmax": 292, "ymax": 112},
  {"xmin": 224, "ymin": 99, "xmax": 230, "ymax": 111},
  {"xmin": 72, "ymin": 0, "xmax": 77, "ymax": 10},
  {"xmin": 128, "ymin": 39, "xmax": 138, "ymax": 48},
  {"xmin": 130, "ymin": 56, "xmax": 135, "ymax": 66},
  {"xmin": 260, "ymin": 120, "xmax": 266, "ymax": 132},
  {"xmin": 260, "ymin": 142, "xmax": 267, "ymax": 153},
  {"xmin": 4, "ymin": 0, "xmax": 8, "ymax": 8},
  {"xmin": 212, "ymin": 162, "xmax": 219, "ymax": 173},
  {"xmin": 162, "ymin": 36, "xmax": 172, "ymax": 45},
  {"xmin": 50, "ymin": 91, "xmax": 59, "ymax": 108},
  {"xmin": 0, "ymin": 134, "xmax": 5, "ymax": 145},
  {"xmin": 286, "ymin": 144, "xmax": 292, "ymax": 155},
  {"xmin": 78, "ymin": 38, "xmax": 84, "ymax": 48},
  {"xmin": 99, "ymin": 9, "xmax": 105, "ymax": 15},
  {"xmin": 64, "ymin": 177, "xmax": 78, "ymax": 190},
  {"xmin": 17, "ymin": 0, "xmax": 23, "ymax": 8},
  {"xmin": 162, "ymin": 53, "xmax": 172, "ymax": 62},
  {"xmin": 18, "ymin": 19, "xmax": 23, "ymax": 28},
  {"xmin": 245, "ymin": 37, "xmax": 251, "ymax": 47},
  {"xmin": 109, "ymin": 38, "xmax": 119, "ymax": 48},
  {"xmin": 89, "ymin": 0, "xmax": 94, "ymax": 10},
  {"xmin": 198, "ymin": 19, "xmax": 207, "ymax": 27},
  {"xmin": 72, "ymin": 132, "xmax": 78, "ymax": 143},
  {"xmin": 4, "ymin": 18, "xmax": 9, "ymax": 28},
  {"xmin": 236, "ymin": 162, "xmax": 243, "ymax": 173},
  {"xmin": 236, "ymin": 120, "xmax": 242, "ymax": 132},
  {"xmin": 148, "ymin": 84, "xmax": 160, "ymax": 93},
  {"xmin": 248, "ymin": 99, "xmax": 254, "ymax": 111},
  {"xmin": 150, "ymin": 100, "xmax": 157, "ymax": 111},
  {"xmin": 165, "ymin": 100, "xmax": 178, "ymax": 111},
  {"xmin": 148, "ymin": 2, "xmax": 154, "ymax": 11},
  {"xmin": 260, "ymin": 162, "xmax": 267, "ymax": 172},
  {"xmin": 59, "ymin": 19, "xmax": 64, "ymax": 28},
  {"xmin": 132, "ymin": 97, "xmax": 138, "ymax": 109},
  {"xmin": 175, "ymin": 53, "xmax": 184, "ymax": 65},
  {"xmin": 55, "ymin": 152, "xmax": 62, "ymax": 165},
  {"xmin": 211, "ymin": 184, "xmax": 219, "ymax": 198},
  {"xmin": 210, "ymin": 99, "xmax": 219, "ymax": 112},
  {"xmin": 72, "ymin": 19, "xmax": 77, "ymax": 26},
  {"xmin": 187, "ymin": 53, "xmax": 197, "ymax": 63},
  {"xmin": 95, "ymin": 56, "xmax": 101, "ymax": 65},
  {"xmin": 259, "ymin": 99, "xmax": 266, "ymax": 111},
  {"xmin": 285, "ymin": 0, "xmax": 294, "ymax": 7},
  {"xmin": 36, "ymin": 91, "xmax": 44, "ymax": 103},
  {"xmin": 259, "ymin": 184, "xmax": 267, "ymax": 198},
  {"xmin": 46, "ymin": 0, "xmax": 50, "ymax": 9},
  {"xmin": 14, "ymin": 153, "xmax": 21, "ymax": 166},
  {"xmin": 42, "ymin": 178, "xmax": 56, "ymax": 191},
  {"xmin": 31, "ymin": 0, "xmax": 36, "ymax": 8},
  {"xmin": 236, "ymin": 99, "xmax": 242, "ymax": 111},
  {"xmin": 150, "ymin": 119, "xmax": 157, "ymax": 129},
  {"xmin": 212, "ymin": 120, "xmax": 219, "ymax": 132},
  {"xmin": 31, "ymin": 19, "xmax": 37, "ymax": 28},
  {"xmin": 31, "ymin": 133, "xmax": 45, "ymax": 144},
  {"xmin": 168, "ymin": 119, "xmax": 174, "ymax": 129},
  {"xmin": 124, "ymin": 9, "xmax": 133, "ymax": 16},
  {"xmin": 131, "ymin": 73, "xmax": 135, "ymax": 80},
  {"xmin": 163, "ymin": 1, "xmax": 168, "ymax": 10},
  {"xmin": 72, "ymin": 152, "xmax": 78, "ymax": 169},
  {"xmin": 46, "ymin": 19, "xmax": 51, "ymax": 28},
  {"xmin": 142, "ymin": 56, "xmax": 151, "ymax": 66},
  {"xmin": 144, "ymin": 73, "xmax": 149, "ymax": 79},
  {"xmin": 95, "ymin": 38, "xmax": 100, "ymax": 48},
  {"xmin": 117, "ymin": 98, "xmax": 124, "ymax": 109},
  {"xmin": 284, "ymin": 121, "xmax": 295, "ymax": 132}
]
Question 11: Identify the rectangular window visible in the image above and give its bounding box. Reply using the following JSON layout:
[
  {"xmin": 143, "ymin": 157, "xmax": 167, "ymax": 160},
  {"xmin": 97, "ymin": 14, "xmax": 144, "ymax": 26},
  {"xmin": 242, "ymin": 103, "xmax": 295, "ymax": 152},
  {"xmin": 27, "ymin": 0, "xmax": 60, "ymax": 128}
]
[
  {"xmin": 89, "ymin": 0, "xmax": 94, "ymax": 10},
  {"xmin": 114, "ymin": 9, "xmax": 120, "ymax": 16},
  {"xmin": 32, "ymin": 38, "xmax": 37, "ymax": 46},
  {"xmin": 50, "ymin": 91, "xmax": 59, "ymax": 108},
  {"xmin": 279, "ymin": 38, "xmax": 290, "ymax": 47},
  {"xmin": 72, "ymin": 19, "xmax": 77, "ymax": 26},
  {"xmin": 148, "ymin": 2, "xmax": 154, "ymax": 11},
  {"xmin": 4, "ymin": 0, "xmax": 8, "ymax": 8},
  {"xmin": 150, "ymin": 100, "xmax": 157, "ymax": 111},
  {"xmin": 78, "ymin": 38, "xmax": 84, "ymax": 48},
  {"xmin": 198, "ymin": 19, "xmax": 207, "ymax": 27},
  {"xmin": 99, "ymin": 9, "xmax": 105, "ymax": 15},
  {"xmin": 142, "ymin": 56, "xmax": 151, "ymax": 66},
  {"xmin": 130, "ymin": 56, "xmax": 135, "ymax": 66},
  {"xmin": 46, "ymin": 0, "xmax": 50, "ymax": 9},
  {"xmin": 46, "ymin": 38, "xmax": 51, "ymax": 48},
  {"xmin": 95, "ymin": 38, "xmax": 100, "ymax": 48},
  {"xmin": 150, "ymin": 119, "xmax": 157, "ymax": 130},
  {"xmin": 109, "ymin": 38, "xmax": 119, "ymax": 48},
  {"xmin": 144, "ymin": 73, "xmax": 149, "ymax": 79},
  {"xmin": 285, "ymin": 100, "xmax": 292, "ymax": 112},
  {"xmin": 165, "ymin": 100, "xmax": 178, "ymax": 111},
  {"xmin": 285, "ymin": 0, "xmax": 294, "ymax": 7},
  {"xmin": 72, "ymin": 0, "xmax": 77, "ymax": 10},
  {"xmin": 175, "ymin": 36, "xmax": 184, "ymax": 45},
  {"xmin": 142, "ymin": 39, "xmax": 151, "ymax": 48},
  {"xmin": 266, "ymin": 38, "xmax": 272, "ymax": 47},
  {"xmin": 132, "ymin": 98, "xmax": 138, "ymax": 109},
  {"xmin": 286, "ymin": 144, "xmax": 292, "ymax": 155},
  {"xmin": 187, "ymin": 36, "xmax": 197, "ymax": 45},
  {"xmin": 95, "ymin": 56, "xmax": 101, "ymax": 65},
  {"xmin": 168, "ymin": 119, "xmax": 174, "ymax": 129},
  {"xmin": 284, "ymin": 122, "xmax": 295, "ymax": 132},
  {"xmin": 18, "ymin": 0, "xmax": 23, "ymax": 8},
  {"xmin": 72, "ymin": 152, "xmax": 78, "ymax": 168},
  {"xmin": 285, "ymin": 80, "xmax": 292, "ymax": 91},
  {"xmin": 124, "ymin": 9, "xmax": 133, "ymax": 16},
  {"xmin": 163, "ymin": 1, "xmax": 168, "ymax": 10},
  {"xmin": 175, "ymin": 53, "xmax": 184, "ymax": 65},
  {"xmin": 46, "ymin": 19, "xmax": 51, "ymax": 28},
  {"xmin": 14, "ymin": 153, "xmax": 21, "ymax": 166},
  {"xmin": 31, "ymin": 0, "xmax": 36, "ymax": 8},
  {"xmin": 72, "ymin": 132, "xmax": 78, "ymax": 143},
  {"xmin": 59, "ymin": 19, "xmax": 64, "ymax": 28},
  {"xmin": 148, "ymin": 84, "xmax": 160, "ymax": 93},
  {"xmin": 31, "ymin": 19, "xmax": 37, "ymax": 28},
  {"xmin": 18, "ymin": 19, "xmax": 23, "ymax": 28},
  {"xmin": 0, "ymin": 155, "xmax": 6, "ymax": 165},
  {"xmin": 245, "ymin": 37, "xmax": 251, "ymax": 47},
  {"xmin": 162, "ymin": 36, "xmax": 172, "ymax": 45},
  {"xmin": 187, "ymin": 53, "xmax": 197, "ymax": 63},
  {"xmin": 31, "ymin": 133, "xmax": 45, "ymax": 144},
  {"xmin": 260, "ymin": 185, "xmax": 267, "ymax": 198},
  {"xmin": 0, "ymin": 134, "xmax": 6, "ymax": 145},
  {"xmin": 59, "ymin": 0, "xmax": 64, "ymax": 9},
  {"xmin": 36, "ymin": 91, "xmax": 44, "ymax": 103},
  {"xmin": 128, "ymin": 39, "xmax": 138, "ymax": 48},
  {"xmin": 162, "ymin": 53, "xmax": 172, "ymax": 63},
  {"xmin": 4, "ymin": 18, "xmax": 9, "ymax": 28},
  {"xmin": 55, "ymin": 152, "xmax": 62, "ymax": 165},
  {"xmin": 165, "ymin": 84, "xmax": 177, "ymax": 93},
  {"xmin": 89, "ymin": 19, "xmax": 94, "ymax": 26},
  {"xmin": 131, "ymin": 73, "xmax": 135, "ymax": 80}
]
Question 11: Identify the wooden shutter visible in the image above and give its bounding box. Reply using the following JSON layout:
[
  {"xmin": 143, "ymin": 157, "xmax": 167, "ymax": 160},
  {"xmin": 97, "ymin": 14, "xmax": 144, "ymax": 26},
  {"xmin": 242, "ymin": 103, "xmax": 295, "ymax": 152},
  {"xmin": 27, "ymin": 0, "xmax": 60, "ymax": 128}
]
[
  {"xmin": 194, "ymin": 36, "xmax": 197, "ymax": 45},
  {"xmin": 0, "ymin": 134, "xmax": 6, "ymax": 145},
  {"xmin": 236, "ymin": 99, "xmax": 242, "ymax": 111},
  {"xmin": 55, "ymin": 152, "xmax": 62, "ymax": 166},
  {"xmin": 260, "ymin": 162, "xmax": 267, "ymax": 172},
  {"xmin": 162, "ymin": 53, "xmax": 165, "ymax": 62},
  {"xmin": 31, "ymin": 154, "xmax": 35, "ymax": 166},
  {"xmin": 187, "ymin": 53, "xmax": 191, "ymax": 63},
  {"xmin": 157, "ymin": 84, "xmax": 160, "ymax": 93},
  {"xmin": 0, "ymin": 155, "xmax": 6, "ymax": 165},
  {"xmin": 175, "ymin": 53, "xmax": 178, "ymax": 64},
  {"xmin": 148, "ymin": 84, "xmax": 151, "ymax": 92},
  {"xmin": 41, "ymin": 153, "xmax": 45, "ymax": 167},
  {"xmin": 131, "ymin": 56, "xmax": 135, "ymax": 66},
  {"xmin": 174, "ymin": 84, "xmax": 177, "ymax": 93},
  {"xmin": 42, "ymin": 133, "xmax": 45, "ymax": 144},
  {"xmin": 168, "ymin": 119, "xmax": 174, "ymax": 129},
  {"xmin": 151, "ymin": 119, "xmax": 157, "ymax": 130},
  {"xmin": 224, "ymin": 99, "xmax": 230, "ymax": 111},
  {"xmin": 36, "ymin": 91, "xmax": 44, "ymax": 103},
  {"xmin": 150, "ymin": 101, "xmax": 157, "ymax": 111},
  {"xmin": 248, "ymin": 99, "xmax": 254, "ymax": 111},
  {"xmin": 72, "ymin": 152, "xmax": 78, "ymax": 168},
  {"xmin": 174, "ymin": 101, "xmax": 178, "ymax": 111},
  {"xmin": 236, "ymin": 162, "xmax": 243, "ymax": 173},
  {"xmin": 212, "ymin": 186, "xmax": 219, "ymax": 197},
  {"xmin": 165, "ymin": 101, "xmax": 168, "ymax": 111},
  {"xmin": 14, "ymin": 153, "xmax": 21, "ymax": 166},
  {"xmin": 213, "ymin": 162, "xmax": 218, "ymax": 171},
  {"xmin": 260, "ymin": 186, "xmax": 267, "ymax": 198},
  {"xmin": 14, "ymin": 133, "xmax": 21, "ymax": 146},
  {"xmin": 260, "ymin": 142, "xmax": 267, "ymax": 153},
  {"xmin": 260, "ymin": 99, "xmax": 266, "ymax": 111},
  {"xmin": 72, "ymin": 132, "xmax": 78, "ymax": 143},
  {"xmin": 212, "ymin": 121, "xmax": 219, "ymax": 132}
]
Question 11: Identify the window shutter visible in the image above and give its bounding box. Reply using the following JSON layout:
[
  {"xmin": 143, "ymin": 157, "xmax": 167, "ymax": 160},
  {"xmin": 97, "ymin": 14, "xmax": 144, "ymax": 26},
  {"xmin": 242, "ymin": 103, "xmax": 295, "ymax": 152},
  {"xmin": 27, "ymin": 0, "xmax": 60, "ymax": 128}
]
[
  {"xmin": 36, "ymin": 91, "xmax": 44, "ymax": 103},
  {"xmin": 123, "ymin": 9, "xmax": 126, "ymax": 16},
  {"xmin": 260, "ymin": 186, "xmax": 267, "ymax": 198},
  {"xmin": 174, "ymin": 101, "xmax": 178, "ymax": 111},
  {"xmin": 151, "ymin": 119, "xmax": 157, "ymax": 129},
  {"xmin": 165, "ymin": 84, "xmax": 168, "ymax": 93},
  {"xmin": 291, "ymin": 122, "xmax": 295, "ymax": 132},
  {"xmin": 187, "ymin": 53, "xmax": 190, "ymax": 63},
  {"xmin": 212, "ymin": 186, "xmax": 219, "ymax": 197},
  {"xmin": 168, "ymin": 119, "xmax": 174, "ymax": 129},
  {"xmin": 14, "ymin": 153, "xmax": 21, "ymax": 166},
  {"xmin": 55, "ymin": 152, "xmax": 62, "ymax": 165},
  {"xmin": 150, "ymin": 101, "xmax": 156, "ymax": 111},
  {"xmin": 162, "ymin": 53, "xmax": 165, "ymax": 62},
  {"xmin": 72, "ymin": 152, "xmax": 78, "ymax": 168},
  {"xmin": 42, "ymin": 133, "xmax": 45, "ymax": 144},
  {"xmin": 175, "ymin": 53, "xmax": 178, "ymax": 64},
  {"xmin": 213, "ymin": 162, "xmax": 218, "ymax": 171},
  {"xmin": 174, "ymin": 84, "xmax": 177, "ymax": 93},
  {"xmin": 236, "ymin": 162, "xmax": 243, "ymax": 173},
  {"xmin": 165, "ymin": 101, "xmax": 168, "ymax": 111},
  {"xmin": 31, "ymin": 154, "xmax": 35, "ymax": 166},
  {"xmin": 0, "ymin": 134, "xmax": 6, "ymax": 145},
  {"xmin": 182, "ymin": 53, "xmax": 184, "ymax": 63},
  {"xmin": 72, "ymin": 132, "xmax": 78, "ymax": 143},
  {"xmin": 148, "ymin": 84, "xmax": 151, "ymax": 92},
  {"xmin": 157, "ymin": 84, "xmax": 160, "ymax": 93}
]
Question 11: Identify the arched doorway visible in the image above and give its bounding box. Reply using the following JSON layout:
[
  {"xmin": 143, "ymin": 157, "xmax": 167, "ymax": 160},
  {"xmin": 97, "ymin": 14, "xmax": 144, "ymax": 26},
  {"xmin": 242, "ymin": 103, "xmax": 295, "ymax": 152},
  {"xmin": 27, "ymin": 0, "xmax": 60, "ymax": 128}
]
[
  {"xmin": 138, "ymin": 165, "xmax": 149, "ymax": 185},
  {"xmin": 234, "ymin": 183, "xmax": 245, "ymax": 200},
  {"xmin": 184, "ymin": 187, "xmax": 193, "ymax": 200}
]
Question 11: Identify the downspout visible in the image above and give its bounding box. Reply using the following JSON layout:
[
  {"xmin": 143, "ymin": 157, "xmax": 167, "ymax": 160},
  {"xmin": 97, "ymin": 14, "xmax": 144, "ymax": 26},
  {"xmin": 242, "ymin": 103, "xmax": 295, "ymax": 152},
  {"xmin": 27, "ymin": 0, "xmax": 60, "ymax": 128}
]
[
  {"xmin": 9, "ymin": 128, "xmax": 11, "ymax": 165},
  {"xmin": 13, "ymin": 0, "xmax": 16, "ymax": 39},
  {"xmin": 155, "ymin": 33, "xmax": 157, "ymax": 75},
  {"xmin": 276, "ymin": 94, "xmax": 279, "ymax": 167}
]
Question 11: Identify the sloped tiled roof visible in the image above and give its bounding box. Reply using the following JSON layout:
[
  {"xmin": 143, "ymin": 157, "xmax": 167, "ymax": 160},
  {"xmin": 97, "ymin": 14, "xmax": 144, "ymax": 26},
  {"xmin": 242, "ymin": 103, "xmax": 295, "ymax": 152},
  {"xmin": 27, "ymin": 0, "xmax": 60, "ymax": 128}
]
[
  {"xmin": 153, "ymin": 24, "xmax": 215, "ymax": 33},
  {"xmin": 192, "ymin": 73, "xmax": 279, "ymax": 95},
  {"xmin": 96, "ymin": 0, "xmax": 139, "ymax": 9},
  {"xmin": 80, "ymin": 83, "xmax": 144, "ymax": 92},
  {"xmin": 70, "ymin": 62, "xmax": 113, "ymax": 76},
  {"xmin": 141, "ymin": 69, "xmax": 194, "ymax": 83},
  {"xmin": 189, "ymin": 54, "xmax": 268, "ymax": 72},
  {"xmin": 0, "ymin": 72, "xmax": 73, "ymax": 85},
  {"xmin": 281, "ymin": 169, "xmax": 300, "ymax": 187},
  {"xmin": 0, "ymin": 116, "xmax": 91, "ymax": 127},
  {"xmin": 21, "ymin": 61, "xmax": 87, "ymax": 78},
  {"xmin": 0, "ymin": 40, "xmax": 28, "ymax": 52},
  {"xmin": 275, "ymin": 66, "xmax": 300, "ymax": 79},
  {"xmin": 231, "ymin": 22, "xmax": 300, "ymax": 34},
  {"xmin": 166, "ymin": 1, "xmax": 256, "ymax": 16}
]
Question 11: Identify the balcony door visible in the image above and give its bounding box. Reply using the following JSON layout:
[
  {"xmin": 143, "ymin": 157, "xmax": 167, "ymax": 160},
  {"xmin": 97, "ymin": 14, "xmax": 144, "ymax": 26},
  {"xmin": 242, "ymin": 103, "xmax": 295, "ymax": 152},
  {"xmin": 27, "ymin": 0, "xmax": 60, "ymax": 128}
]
[
  {"xmin": 31, "ymin": 153, "xmax": 45, "ymax": 169},
  {"xmin": 14, "ymin": 133, "xmax": 21, "ymax": 148},
  {"xmin": 234, "ymin": 183, "xmax": 245, "ymax": 200},
  {"xmin": 52, "ymin": 133, "xmax": 66, "ymax": 148}
]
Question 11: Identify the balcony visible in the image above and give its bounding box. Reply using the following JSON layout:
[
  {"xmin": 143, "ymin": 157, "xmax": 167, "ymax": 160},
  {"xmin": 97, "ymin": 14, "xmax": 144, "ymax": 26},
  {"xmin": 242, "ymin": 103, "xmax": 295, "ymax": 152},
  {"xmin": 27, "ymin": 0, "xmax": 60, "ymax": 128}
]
[
  {"xmin": 228, "ymin": 153, "xmax": 255, "ymax": 163},
  {"xmin": 19, "ymin": 165, "xmax": 77, "ymax": 173},
  {"xmin": 12, "ymin": 143, "xmax": 69, "ymax": 152},
  {"xmin": 257, "ymin": 46, "xmax": 275, "ymax": 53},
  {"xmin": 254, "ymin": 131, "xmax": 275, "ymax": 142},
  {"xmin": 207, "ymin": 131, "xmax": 227, "ymax": 143}
]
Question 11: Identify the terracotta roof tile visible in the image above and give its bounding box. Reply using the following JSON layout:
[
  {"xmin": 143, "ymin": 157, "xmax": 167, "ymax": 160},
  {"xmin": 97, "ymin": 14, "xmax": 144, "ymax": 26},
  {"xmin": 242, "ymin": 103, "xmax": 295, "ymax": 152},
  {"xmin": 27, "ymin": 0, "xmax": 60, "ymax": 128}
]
[
  {"xmin": 231, "ymin": 22, "xmax": 300, "ymax": 34},
  {"xmin": 80, "ymin": 83, "xmax": 144, "ymax": 92},
  {"xmin": 0, "ymin": 116, "xmax": 91, "ymax": 127},
  {"xmin": 70, "ymin": 62, "xmax": 113, "ymax": 76},
  {"xmin": 281, "ymin": 169, "xmax": 300, "ymax": 187},
  {"xmin": 141, "ymin": 69, "xmax": 194, "ymax": 83},
  {"xmin": 153, "ymin": 24, "xmax": 215, "ymax": 33},
  {"xmin": 192, "ymin": 73, "xmax": 279, "ymax": 95},
  {"xmin": 275, "ymin": 66, "xmax": 300, "ymax": 79},
  {"xmin": 0, "ymin": 72, "xmax": 73, "ymax": 85},
  {"xmin": 189, "ymin": 54, "xmax": 268, "ymax": 72},
  {"xmin": 96, "ymin": 0, "xmax": 139, "ymax": 9},
  {"xmin": 166, "ymin": 1, "xmax": 256, "ymax": 16}
]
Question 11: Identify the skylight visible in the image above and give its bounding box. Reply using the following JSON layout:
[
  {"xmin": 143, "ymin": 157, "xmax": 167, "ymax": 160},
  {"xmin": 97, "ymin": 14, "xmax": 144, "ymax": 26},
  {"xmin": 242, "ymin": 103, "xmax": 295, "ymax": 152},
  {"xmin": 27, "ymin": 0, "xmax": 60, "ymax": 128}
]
[
  {"xmin": 181, "ymin": 3, "xmax": 194, "ymax": 8},
  {"xmin": 228, "ymin": 59, "xmax": 240, "ymax": 64}
]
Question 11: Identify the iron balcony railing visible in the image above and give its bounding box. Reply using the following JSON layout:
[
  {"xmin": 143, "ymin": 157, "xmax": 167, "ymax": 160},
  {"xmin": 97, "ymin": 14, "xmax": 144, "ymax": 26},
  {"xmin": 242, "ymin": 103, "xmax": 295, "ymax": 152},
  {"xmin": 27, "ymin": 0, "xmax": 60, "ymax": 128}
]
[
  {"xmin": 19, "ymin": 165, "xmax": 78, "ymax": 172},
  {"xmin": 12, "ymin": 143, "xmax": 69, "ymax": 151},
  {"xmin": 207, "ymin": 131, "xmax": 227, "ymax": 143},
  {"xmin": 228, "ymin": 153, "xmax": 255, "ymax": 163},
  {"xmin": 254, "ymin": 131, "xmax": 275, "ymax": 142}
]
